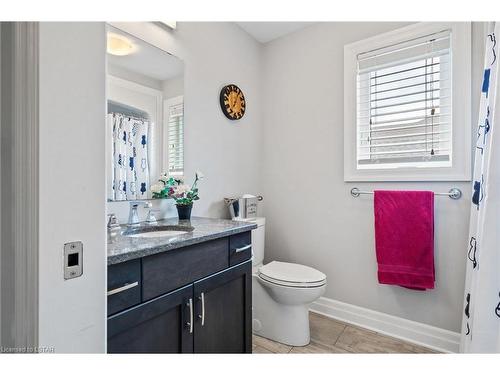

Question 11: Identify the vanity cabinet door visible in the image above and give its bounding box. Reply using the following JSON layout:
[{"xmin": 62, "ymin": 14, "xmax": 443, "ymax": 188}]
[
  {"xmin": 193, "ymin": 260, "xmax": 252, "ymax": 353},
  {"xmin": 107, "ymin": 284, "xmax": 194, "ymax": 353}
]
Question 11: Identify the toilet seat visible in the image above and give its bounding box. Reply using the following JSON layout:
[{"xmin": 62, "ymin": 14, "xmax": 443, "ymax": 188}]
[{"xmin": 258, "ymin": 261, "xmax": 326, "ymax": 288}]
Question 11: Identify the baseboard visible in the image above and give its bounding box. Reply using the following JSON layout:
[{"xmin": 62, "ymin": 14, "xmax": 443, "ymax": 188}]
[{"xmin": 310, "ymin": 297, "xmax": 460, "ymax": 353}]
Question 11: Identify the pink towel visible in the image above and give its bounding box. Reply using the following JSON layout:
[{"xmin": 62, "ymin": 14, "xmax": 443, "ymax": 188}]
[{"xmin": 374, "ymin": 190, "xmax": 435, "ymax": 290}]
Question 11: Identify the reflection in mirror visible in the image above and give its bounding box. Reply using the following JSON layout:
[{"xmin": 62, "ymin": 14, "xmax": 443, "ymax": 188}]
[{"xmin": 106, "ymin": 25, "xmax": 184, "ymax": 201}]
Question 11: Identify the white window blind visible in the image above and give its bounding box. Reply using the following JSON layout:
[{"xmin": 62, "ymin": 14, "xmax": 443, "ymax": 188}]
[
  {"xmin": 356, "ymin": 30, "xmax": 452, "ymax": 169},
  {"xmin": 167, "ymin": 100, "xmax": 184, "ymax": 175}
]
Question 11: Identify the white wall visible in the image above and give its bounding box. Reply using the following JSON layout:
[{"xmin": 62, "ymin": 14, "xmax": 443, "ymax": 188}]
[
  {"xmin": 107, "ymin": 22, "xmax": 263, "ymax": 223},
  {"xmin": 38, "ymin": 22, "xmax": 106, "ymax": 352},
  {"xmin": 162, "ymin": 75, "xmax": 184, "ymax": 99},
  {"xmin": 108, "ymin": 64, "xmax": 162, "ymax": 90},
  {"xmin": 261, "ymin": 22, "xmax": 486, "ymax": 332}
]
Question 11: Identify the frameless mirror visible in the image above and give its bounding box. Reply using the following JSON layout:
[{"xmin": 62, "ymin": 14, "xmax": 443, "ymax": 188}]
[{"xmin": 106, "ymin": 25, "xmax": 184, "ymax": 201}]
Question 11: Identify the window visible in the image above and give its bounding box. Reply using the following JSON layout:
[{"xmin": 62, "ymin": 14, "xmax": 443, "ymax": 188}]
[
  {"xmin": 164, "ymin": 96, "xmax": 184, "ymax": 176},
  {"xmin": 344, "ymin": 23, "xmax": 471, "ymax": 181},
  {"xmin": 357, "ymin": 31, "xmax": 451, "ymax": 169}
]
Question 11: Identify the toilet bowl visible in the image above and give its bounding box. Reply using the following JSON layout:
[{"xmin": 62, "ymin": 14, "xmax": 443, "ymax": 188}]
[
  {"xmin": 235, "ymin": 217, "xmax": 327, "ymax": 347},
  {"xmin": 252, "ymin": 261, "xmax": 326, "ymax": 346}
]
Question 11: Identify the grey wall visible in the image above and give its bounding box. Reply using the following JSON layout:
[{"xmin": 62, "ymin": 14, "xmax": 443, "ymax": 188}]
[
  {"xmin": 29, "ymin": 22, "xmax": 483, "ymax": 353},
  {"xmin": 107, "ymin": 22, "xmax": 264, "ymax": 223},
  {"xmin": 0, "ymin": 22, "xmax": 3, "ymax": 345},
  {"xmin": 162, "ymin": 75, "xmax": 184, "ymax": 100},
  {"xmin": 108, "ymin": 64, "xmax": 162, "ymax": 91},
  {"xmin": 0, "ymin": 22, "xmax": 14, "ymax": 347},
  {"xmin": 261, "ymin": 22, "xmax": 486, "ymax": 332},
  {"xmin": 1, "ymin": 22, "xmax": 41, "ymax": 350},
  {"xmin": 38, "ymin": 22, "xmax": 106, "ymax": 352}
]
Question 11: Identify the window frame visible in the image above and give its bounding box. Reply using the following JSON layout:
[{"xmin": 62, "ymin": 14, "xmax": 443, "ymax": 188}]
[
  {"xmin": 163, "ymin": 95, "xmax": 184, "ymax": 177},
  {"xmin": 344, "ymin": 22, "xmax": 471, "ymax": 182}
]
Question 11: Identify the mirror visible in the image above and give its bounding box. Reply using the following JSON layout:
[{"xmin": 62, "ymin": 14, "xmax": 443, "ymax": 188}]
[{"xmin": 106, "ymin": 25, "xmax": 184, "ymax": 201}]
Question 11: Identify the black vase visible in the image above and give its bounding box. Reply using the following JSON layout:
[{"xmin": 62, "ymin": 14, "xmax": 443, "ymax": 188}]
[{"xmin": 176, "ymin": 203, "xmax": 193, "ymax": 220}]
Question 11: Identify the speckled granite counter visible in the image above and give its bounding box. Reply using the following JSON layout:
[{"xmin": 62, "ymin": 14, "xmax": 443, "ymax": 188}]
[{"xmin": 107, "ymin": 216, "xmax": 257, "ymax": 265}]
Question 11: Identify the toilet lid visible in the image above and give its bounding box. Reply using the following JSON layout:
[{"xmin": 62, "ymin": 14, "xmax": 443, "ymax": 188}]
[{"xmin": 258, "ymin": 261, "xmax": 326, "ymax": 287}]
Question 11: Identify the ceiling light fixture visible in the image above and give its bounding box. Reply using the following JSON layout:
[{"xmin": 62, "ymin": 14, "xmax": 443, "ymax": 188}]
[
  {"xmin": 107, "ymin": 33, "xmax": 136, "ymax": 56},
  {"xmin": 158, "ymin": 21, "xmax": 177, "ymax": 30}
]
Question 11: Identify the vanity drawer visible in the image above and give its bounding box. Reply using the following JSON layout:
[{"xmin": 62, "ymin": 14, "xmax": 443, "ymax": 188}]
[
  {"xmin": 108, "ymin": 259, "xmax": 142, "ymax": 316},
  {"xmin": 229, "ymin": 231, "xmax": 252, "ymax": 266},
  {"xmin": 142, "ymin": 237, "xmax": 229, "ymax": 301}
]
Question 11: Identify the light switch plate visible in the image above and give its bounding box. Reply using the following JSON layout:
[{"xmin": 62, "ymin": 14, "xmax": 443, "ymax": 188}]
[{"xmin": 64, "ymin": 241, "xmax": 83, "ymax": 280}]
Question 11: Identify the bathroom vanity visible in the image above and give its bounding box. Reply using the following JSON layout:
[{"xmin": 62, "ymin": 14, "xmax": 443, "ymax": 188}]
[
  {"xmin": 103, "ymin": 24, "xmax": 257, "ymax": 354},
  {"xmin": 106, "ymin": 217, "xmax": 256, "ymax": 353}
]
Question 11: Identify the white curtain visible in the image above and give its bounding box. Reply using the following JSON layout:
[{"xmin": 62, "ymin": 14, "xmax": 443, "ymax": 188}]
[
  {"xmin": 108, "ymin": 113, "xmax": 150, "ymax": 201},
  {"xmin": 461, "ymin": 22, "xmax": 500, "ymax": 353}
]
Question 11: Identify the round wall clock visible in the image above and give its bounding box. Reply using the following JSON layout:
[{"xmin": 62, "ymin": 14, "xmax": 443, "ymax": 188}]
[{"xmin": 220, "ymin": 84, "xmax": 246, "ymax": 120}]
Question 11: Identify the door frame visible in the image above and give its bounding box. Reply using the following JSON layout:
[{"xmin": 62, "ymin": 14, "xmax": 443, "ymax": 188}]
[{"xmin": 0, "ymin": 22, "xmax": 39, "ymax": 351}]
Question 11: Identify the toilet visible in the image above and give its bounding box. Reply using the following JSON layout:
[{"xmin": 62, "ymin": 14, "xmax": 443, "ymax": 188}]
[{"xmin": 244, "ymin": 217, "xmax": 326, "ymax": 347}]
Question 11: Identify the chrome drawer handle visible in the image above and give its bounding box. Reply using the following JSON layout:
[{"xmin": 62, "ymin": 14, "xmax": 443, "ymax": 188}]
[
  {"xmin": 107, "ymin": 281, "xmax": 139, "ymax": 296},
  {"xmin": 198, "ymin": 292, "xmax": 205, "ymax": 326},
  {"xmin": 234, "ymin": 244, "xmax": 251, "ymax": 253},
  {"xmin": 186, "ymin": 298, "xmax": 194, "ymax": 334}
]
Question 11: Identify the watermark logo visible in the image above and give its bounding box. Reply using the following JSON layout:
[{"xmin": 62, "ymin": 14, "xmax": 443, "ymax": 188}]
[{"xmin": 0, "ymin": 346, "xmax": 55, "ymax": 353}]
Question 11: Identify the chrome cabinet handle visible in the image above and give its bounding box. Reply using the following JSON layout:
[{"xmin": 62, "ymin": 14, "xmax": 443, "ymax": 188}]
[
  {"xmin": 107, "ymin": 281, "xmax": 139, "ymax": 296},
  {"xmin": 234, "ymin": 244, "xmax": 251, "ymax": 253},
  {"xmin": 186, "ymin": 298, "xmax": 193, "ymax": 334},
  {"xmin": 198, "ymin": 292, "xmax": 205, "ymax": 326}
]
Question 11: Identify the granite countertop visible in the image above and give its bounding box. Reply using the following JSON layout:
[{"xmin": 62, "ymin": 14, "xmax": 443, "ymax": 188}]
[{"xmin": 107, "ymin": 216, "xmax": 257, "ymax": 265}]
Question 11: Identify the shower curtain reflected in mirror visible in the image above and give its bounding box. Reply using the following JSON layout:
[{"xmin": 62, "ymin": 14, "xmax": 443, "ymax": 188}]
[
  {"xmin": 108, "ymin": 113, "xmax": 150, "ymax": 201},
  {"xmin": 461, "ymin": 22, "xmax": 500, "ymax": 353}
]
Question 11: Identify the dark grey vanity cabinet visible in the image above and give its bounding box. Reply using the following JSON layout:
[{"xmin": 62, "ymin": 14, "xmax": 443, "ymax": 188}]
[
  {"xmin": 107, "ymin": 259, "xmax": 141, "ymax": 316},
  {"xmin": 193, "ymin": 261, "xmax": 252, "ymax": 353},
  {"xmin": 107, "ymin": 232, "xmax": 252, "ymax": 354},
  {"xmin": 107, "ymin": 284, "xmax": 193, "ymax": 353}
]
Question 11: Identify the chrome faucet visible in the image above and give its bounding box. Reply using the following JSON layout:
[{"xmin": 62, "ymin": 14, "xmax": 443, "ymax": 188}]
[{"xmin": 128, "ymin": 201, "xmax": 152, "ymax": 227}]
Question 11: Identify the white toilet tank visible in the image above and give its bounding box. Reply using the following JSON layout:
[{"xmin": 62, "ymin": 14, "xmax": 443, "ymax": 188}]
[
  {"xmin": 247, "ymin": 217, "xmax": 266, "ymax": 265},
  {"xmin": 234, "ymin": 217, "xmax": 266, "ymax": 265}
]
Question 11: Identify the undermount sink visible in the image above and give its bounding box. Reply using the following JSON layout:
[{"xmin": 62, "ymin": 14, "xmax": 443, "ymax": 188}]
[{"xmin": 124, "ymin": 225, "xmax": 194, "ymax": 239}]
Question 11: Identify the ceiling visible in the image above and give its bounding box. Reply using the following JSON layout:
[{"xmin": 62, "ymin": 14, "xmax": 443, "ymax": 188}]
[
  {"xmin": 236, "ymin": 22, "xmax": 314, "ymax": 43},
  {"xmin": 107, "ymin": 23, "xmax": 313, "ymax": 80},
  {"xmin": 107, "ymin": 26, "xmax": 183, "ymax": 82}
]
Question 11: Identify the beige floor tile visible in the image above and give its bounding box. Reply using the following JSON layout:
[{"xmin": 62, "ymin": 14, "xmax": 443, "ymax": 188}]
[
  {"xmin": 252, "ymin": 345, "xmax": 274, "ymax": 354},
  {"xmin": 309, "ymin": 312, "xmax": 346, "ymax": 348},
  {"xmin": 252, "ymin": 313, "xmax": 439, "ymax": 354},
  {"xmin": 373, "ymin": 334, "xmax": 437, "ymax": 354},
  {"xmin": 335, "ymin": 325, "xmax": 436, "ymax": 353},
  {"xmin": 290, "ymin": 341, "xmax": 349, "ymax": 354},
  {"xmin": 252, "ymin": 334, "xmax": 292, "ymax": 353}
]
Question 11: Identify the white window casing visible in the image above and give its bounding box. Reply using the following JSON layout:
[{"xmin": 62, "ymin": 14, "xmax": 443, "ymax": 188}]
[
  {"xmin": 164, "ymin": 95, "xmax": 184, "ymax": 177},
  {"xmin": 344, "ymin": 23, "xmax": 471, "ymax": 181}
]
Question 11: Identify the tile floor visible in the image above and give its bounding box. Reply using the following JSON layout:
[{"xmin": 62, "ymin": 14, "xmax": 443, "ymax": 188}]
[{"xmin": 252, "ymin": 312, "xmax": 438, "ymax": 354}]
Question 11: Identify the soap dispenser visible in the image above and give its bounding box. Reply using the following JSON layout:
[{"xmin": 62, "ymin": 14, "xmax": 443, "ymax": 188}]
[{"xmin": 107, "ymin": 213, "xmax": 121, "ymax": 243}]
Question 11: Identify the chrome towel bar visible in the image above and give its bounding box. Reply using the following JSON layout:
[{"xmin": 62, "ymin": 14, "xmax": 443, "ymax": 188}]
[{"xmin": 350, "ymin": 187, "xmax": 462, "ymax": 200}]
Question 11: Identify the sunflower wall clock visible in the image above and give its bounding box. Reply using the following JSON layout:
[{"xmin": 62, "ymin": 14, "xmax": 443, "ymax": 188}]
[{"xmin": 220, "ymin": 84, "xmax": 246, "ymax": 120}]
